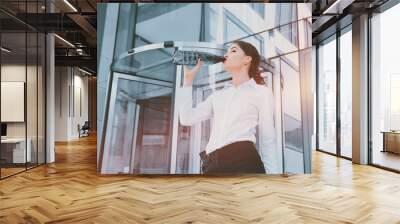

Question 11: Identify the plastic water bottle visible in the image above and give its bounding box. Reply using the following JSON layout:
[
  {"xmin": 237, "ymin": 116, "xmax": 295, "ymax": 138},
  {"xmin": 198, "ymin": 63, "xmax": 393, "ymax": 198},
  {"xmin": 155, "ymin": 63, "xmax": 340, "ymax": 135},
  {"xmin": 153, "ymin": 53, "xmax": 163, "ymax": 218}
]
[{"xmin": 172, "ymin": 50, "xmax": 225, "ymax": 65}]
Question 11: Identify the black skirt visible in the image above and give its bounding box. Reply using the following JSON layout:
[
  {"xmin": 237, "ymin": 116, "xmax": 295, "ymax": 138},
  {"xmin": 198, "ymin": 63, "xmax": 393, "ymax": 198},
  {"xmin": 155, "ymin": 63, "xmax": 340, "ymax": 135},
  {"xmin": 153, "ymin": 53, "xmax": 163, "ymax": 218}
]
[{"xmin": 199, "ymin": 141, "xmax": 265, "ymax": 174}]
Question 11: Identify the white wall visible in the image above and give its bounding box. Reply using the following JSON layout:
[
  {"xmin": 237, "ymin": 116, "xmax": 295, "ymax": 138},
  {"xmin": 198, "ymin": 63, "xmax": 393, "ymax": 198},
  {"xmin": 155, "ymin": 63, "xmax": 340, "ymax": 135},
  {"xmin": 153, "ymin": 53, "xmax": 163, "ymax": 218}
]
[
  {"xmin": 1, "ymin": 63, "xmax": 47, "ymax": 164},
  {"xmin": 72, "ymin": 72, "xmax": 89, "ymax": 138},
  {"xmin": 1, "ymin": 66, "xmax": 26, "ymax": 138},
  {"xmin": 1, "ymin": 65, "xmax": 35, "ymax": 138},
  {"xmin": 55, "ymin": 66, "xmax": 68, "ymax": 141},
  {"xmin": 55, "ymin": 66, "xmax": 89, "ymax": 141}
]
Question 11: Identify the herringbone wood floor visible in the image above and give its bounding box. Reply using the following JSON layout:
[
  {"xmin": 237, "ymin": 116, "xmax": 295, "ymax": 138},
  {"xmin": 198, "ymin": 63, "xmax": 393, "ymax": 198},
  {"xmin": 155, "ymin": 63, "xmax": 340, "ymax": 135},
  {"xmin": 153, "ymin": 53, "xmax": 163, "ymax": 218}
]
[{"xmin": 1, "ymin": 135, "xmax": 400, "ymax": 224}]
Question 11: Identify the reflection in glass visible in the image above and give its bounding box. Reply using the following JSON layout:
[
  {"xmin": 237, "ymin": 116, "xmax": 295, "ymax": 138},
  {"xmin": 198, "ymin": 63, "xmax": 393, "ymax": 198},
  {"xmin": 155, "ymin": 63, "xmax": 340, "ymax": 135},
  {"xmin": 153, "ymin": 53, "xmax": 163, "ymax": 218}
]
[{"xmin": 281, "ymin": 53, "xmax": 304, "ymax": 173}]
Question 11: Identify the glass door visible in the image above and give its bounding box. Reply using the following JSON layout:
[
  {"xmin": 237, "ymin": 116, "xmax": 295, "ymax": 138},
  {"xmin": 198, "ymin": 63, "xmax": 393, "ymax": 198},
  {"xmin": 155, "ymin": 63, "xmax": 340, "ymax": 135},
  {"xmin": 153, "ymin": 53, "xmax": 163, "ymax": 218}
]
[
  {"xmin": 100, "ymin": 73, "xmax": 173, "ymax": 174},
  {"xmin": 100, "ymin": 42, "xmax": 226, "ymax": 174}
]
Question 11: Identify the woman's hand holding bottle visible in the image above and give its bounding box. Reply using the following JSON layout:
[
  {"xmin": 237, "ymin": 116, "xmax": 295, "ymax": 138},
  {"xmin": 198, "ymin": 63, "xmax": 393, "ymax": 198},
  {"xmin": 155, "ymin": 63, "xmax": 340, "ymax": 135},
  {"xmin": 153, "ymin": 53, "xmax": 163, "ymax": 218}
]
[{"xmin": 183, "ymin": 58, "xmax": 203, "ymax": 86}]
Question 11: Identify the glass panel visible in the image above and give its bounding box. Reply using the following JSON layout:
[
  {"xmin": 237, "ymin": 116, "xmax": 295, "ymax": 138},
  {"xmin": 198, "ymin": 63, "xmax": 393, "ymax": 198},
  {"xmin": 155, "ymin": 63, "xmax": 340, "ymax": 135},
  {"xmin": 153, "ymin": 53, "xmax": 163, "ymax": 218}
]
[
  {"xmin": 133, "ymin": 90, "xmax": 173, "ymax": 174},
  {"xmin": 339, "ymin": 27, "xmax": 352, "ymax": 158},
  {"xmin": 275, "ymin": 4, "xmax": 298, "ymax": 48},
  {"xmin": 226, "ymin": 17, "xmax": 247, "ymax": 42},
  {"xmin": 318, "ymin": 36, "xmax": 337, "ymax": 154},
  {"xmin": 113, "ymin": 3, "xmax": 136, "ymax": 59},
  {"xmin": 281, "ymin": 53, "xmax": 304, "ymax": 173},
  {"xmin": 175, "ymin": 124, "xmax": 192, "ymax": 173},
  {"xmin": 248, "ymin": 3, "xmax": 265, "ymax": 18},
  {"xmin": 298, "ymin": 18, "xmax": 312, "ymax": 50},
  {"xmin": 1, "ymin": 31, "xmax": 27, "ymax": 177},
  {"xmin": 299, "ymin": 48, "xmax": 313, "ymax": 171},
  {"xmin": 278, "ymin": 22, "xmax": 298, "ymax": 49},
  {"xmin": 371, "ymin": 4, "xmax": 400, "ymax": 171},
  {"xmin": 101, "ymin": 78, "xmax": 138, "ymax": 174},
  {"xmin": 276, "ymin": 3, "xmax": 296, "ymax": 26},
  {"xmin": 205, "ymin": 5, "xmax": 218, "ymax": 42},
  {"xmin": 38, "ymin": 33, "xmax": 45, "ymax": 164},
  {"xmin": 27, "ymin": 31, "xmax": 38, "ymax": 169},
  {"xmin": 224, "ymin": 12, "xmax": 263, "ymax": 53},
  {"xmin": 0, "ymin": 1, "xmax": 46, "ymax": 178},
  {"xmin": 101, "ymin": 75, "xmax": 173, "ymax": 174},
  {"xmin": 97, "ymin": 3, "xmax": 120, "ymax": 153},
  {"xmin": 135, "ymin": 4, "xmax": 202, "ymax": 46},
  {"xmin": 112, "ymin": 48, "xmax": 176, "ymax": 82}
]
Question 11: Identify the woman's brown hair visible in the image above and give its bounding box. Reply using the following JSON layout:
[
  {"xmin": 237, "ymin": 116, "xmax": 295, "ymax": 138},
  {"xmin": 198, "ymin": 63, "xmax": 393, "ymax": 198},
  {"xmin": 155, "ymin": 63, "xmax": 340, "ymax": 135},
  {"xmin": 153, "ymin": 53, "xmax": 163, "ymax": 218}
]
[{"xmin": 232, "ymin": 40, "xmax": 265, "ymax": 85}]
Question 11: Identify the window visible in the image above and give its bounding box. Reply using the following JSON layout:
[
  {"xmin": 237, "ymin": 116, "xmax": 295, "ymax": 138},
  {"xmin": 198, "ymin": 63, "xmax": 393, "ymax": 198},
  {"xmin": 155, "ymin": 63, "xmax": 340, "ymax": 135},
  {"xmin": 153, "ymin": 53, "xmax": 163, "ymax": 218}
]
[
  {"xmin": 390, "ymin": 74, "xmax": 400, "ymax": 130},
  {"xmin": 316, "ymin": 24, "xmax": 353, "ymax": 159},
  {"xmin": 370, "ymin": 3, "xmax": 400, "ymax": 171},
  {"xmin": 317, "ymin": 35, "xmax": 337, "ymax": 155},
  {"xmin": 275, "ymin": 4, "xmax": 298, "ymax": 47},
  {"xmin": 248, "ymin": 3, "xmax": 265, "ymax": 18},
  {"xmin": 339, "ymin": 26, "xmax": 352, "ymax": 158},
  {"xmin": 205, "ymin": 6, "xmax": 218, "ymax": 42},
  {"xmin": 224, "ymin": 11, "xmax": 264, "ymax": 55},
  {"xmin": 0, "ymin": 2, "xmax": 46, "ymax": 179}
]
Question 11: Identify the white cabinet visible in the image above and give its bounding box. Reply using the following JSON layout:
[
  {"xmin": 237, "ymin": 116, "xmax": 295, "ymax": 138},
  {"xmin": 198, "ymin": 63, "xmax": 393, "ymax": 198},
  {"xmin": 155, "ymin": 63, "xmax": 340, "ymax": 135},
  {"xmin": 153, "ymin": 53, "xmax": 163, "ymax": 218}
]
[{"xmin": 1, "ymin": 138, "xmax": 32, "ymax": 163}]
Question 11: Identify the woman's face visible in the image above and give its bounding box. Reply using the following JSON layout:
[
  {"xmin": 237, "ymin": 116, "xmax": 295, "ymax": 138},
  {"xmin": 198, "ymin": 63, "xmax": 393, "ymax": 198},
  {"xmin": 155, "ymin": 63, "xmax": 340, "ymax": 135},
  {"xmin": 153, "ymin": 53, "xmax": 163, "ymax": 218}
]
[{"xmin": 223, "ymin": 43, "xmax": 251, "ymax": 74}]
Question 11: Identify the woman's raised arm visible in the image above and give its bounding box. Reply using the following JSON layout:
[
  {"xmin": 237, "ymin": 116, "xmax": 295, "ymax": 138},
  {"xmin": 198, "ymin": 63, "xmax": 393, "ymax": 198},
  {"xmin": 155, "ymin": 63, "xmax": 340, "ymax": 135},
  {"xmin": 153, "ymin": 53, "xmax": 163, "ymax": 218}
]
[{"xmin": 177, "ymin": 58, "xmax": 213, "ymax": 126}]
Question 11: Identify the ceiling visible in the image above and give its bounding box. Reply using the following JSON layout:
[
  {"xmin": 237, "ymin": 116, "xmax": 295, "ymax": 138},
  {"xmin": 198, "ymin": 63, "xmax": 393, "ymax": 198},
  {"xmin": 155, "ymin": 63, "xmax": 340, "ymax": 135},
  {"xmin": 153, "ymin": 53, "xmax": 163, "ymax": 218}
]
[
  {"xmin": 311, "ymin": 0, "xmax": 391, "ymax": 44},
  {"xmin": 0, "ymin": 0, "xmax": 97, "ymax": 74}
]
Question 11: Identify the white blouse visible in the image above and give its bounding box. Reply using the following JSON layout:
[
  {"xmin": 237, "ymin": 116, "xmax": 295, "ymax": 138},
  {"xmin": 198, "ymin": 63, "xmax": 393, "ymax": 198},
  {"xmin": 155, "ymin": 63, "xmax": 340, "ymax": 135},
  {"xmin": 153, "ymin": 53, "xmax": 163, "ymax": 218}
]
[{"xmin": 177, "ymin": 78, "xmax": 280, "ymax": 174}]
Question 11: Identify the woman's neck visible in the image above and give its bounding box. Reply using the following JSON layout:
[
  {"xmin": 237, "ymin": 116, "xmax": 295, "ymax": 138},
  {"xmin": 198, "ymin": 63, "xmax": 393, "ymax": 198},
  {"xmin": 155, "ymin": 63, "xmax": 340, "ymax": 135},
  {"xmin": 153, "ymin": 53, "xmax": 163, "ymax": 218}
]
[{"xmin": 231, "ymin": 71, "xmax": 251, "ymax": 87}]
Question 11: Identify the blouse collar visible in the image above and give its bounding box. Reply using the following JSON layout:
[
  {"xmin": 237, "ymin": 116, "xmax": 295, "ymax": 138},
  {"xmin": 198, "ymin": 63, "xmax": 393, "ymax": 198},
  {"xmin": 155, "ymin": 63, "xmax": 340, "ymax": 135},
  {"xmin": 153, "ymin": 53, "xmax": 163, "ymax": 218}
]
[{"xmin": 231, "ymin": 78, "xmax": 256, "ymax": 89}]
